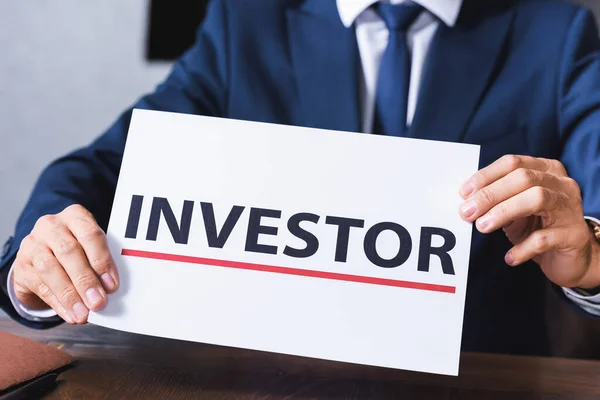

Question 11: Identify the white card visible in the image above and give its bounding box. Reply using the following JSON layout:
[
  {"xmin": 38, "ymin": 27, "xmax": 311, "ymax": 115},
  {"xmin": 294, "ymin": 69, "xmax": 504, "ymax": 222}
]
[{"xmin": 89, "ymin": 109, "xmax": 480, "ymax": 376}]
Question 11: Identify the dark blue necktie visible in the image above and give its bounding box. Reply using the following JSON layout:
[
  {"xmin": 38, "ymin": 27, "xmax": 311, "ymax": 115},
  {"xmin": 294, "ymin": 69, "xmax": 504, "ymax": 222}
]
[{"xmin": 374, "ymin": 2, "xmax": 423, "ymax": 137}]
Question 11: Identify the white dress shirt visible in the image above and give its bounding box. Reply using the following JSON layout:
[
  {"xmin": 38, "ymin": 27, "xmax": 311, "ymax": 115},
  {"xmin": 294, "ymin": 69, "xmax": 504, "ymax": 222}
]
[
  {"xmin": 8, "ymin": 0, "xmax": 600, "ymax": 321},
  {"xmin": 337, "ymin": 0, "xmax": 462, "ymax": 133}
]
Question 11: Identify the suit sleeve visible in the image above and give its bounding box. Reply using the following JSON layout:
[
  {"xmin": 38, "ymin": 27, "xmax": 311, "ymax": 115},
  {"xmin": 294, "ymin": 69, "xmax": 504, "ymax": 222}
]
[
  {"xmin": 0, "ymin": 0, "xmax": 230, "ymax": 328},
  {"xmin": 558, "ymin": 8, "xmax": 600, "ymax": 220},
  {"xmin": 555, "ymin": 8, "xmax": 600, "ymax": 316}
]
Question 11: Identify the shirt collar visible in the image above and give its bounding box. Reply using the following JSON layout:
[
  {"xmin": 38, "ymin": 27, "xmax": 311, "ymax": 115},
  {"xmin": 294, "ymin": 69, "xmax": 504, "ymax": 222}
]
[{"xmin": 336, "ymin": 0, "xmax": 463, "ymax": 28}]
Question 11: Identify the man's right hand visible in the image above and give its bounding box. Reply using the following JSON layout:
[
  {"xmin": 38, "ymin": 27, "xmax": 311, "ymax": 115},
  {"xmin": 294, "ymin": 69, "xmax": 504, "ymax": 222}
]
[{"xmin": 11, "ymin": 204, "xmax": 119, "ymax": 324}]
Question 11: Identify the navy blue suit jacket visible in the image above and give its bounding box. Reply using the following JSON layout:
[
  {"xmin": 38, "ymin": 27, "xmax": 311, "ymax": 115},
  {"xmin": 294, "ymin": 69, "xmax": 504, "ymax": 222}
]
[{"xmin": 2, "ymin": 0, "xmax": 600, "ymax": 356}]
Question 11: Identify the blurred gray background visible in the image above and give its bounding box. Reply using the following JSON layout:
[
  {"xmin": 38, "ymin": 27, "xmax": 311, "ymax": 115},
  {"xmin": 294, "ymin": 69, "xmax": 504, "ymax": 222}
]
[
  {"xmin": 0, "ymin": 1, "xmax": 171, "ymax": 247},
  {"xmin": 0, "ymin": 1, "xmax": 599, "ymax": 318}
]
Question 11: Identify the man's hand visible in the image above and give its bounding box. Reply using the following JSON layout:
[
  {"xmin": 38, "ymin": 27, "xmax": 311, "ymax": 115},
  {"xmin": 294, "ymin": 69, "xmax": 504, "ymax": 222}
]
[
  {"xmin": 12, "ymin": 204, "xmax": 119, "ymax": 324},
  {"xmin": 459, "ymin": 155, "xmax": 600, "ymax": 289}
]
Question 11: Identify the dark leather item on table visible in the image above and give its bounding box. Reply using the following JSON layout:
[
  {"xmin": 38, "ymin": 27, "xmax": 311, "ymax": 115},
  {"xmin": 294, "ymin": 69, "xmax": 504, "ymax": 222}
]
[{"xmin": 0, "ymin": 331, "xmax": 74, "ymax": 396}]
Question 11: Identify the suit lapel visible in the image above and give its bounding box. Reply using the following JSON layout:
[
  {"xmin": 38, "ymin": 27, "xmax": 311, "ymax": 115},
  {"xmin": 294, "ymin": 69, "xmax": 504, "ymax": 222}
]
[
  {"xmin": 409, "ymin": 7, "xmax": 516, "ymax": 143},
  {"xmin": 286, "ymin": 0, "xmax": 361, "ymax": 133}
]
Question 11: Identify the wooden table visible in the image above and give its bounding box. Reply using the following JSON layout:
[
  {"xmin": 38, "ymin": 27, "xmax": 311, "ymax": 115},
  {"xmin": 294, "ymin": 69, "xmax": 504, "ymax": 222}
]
[{"xmin": 2, "ymin": 319, "xmax": 600, "ymax": 399}]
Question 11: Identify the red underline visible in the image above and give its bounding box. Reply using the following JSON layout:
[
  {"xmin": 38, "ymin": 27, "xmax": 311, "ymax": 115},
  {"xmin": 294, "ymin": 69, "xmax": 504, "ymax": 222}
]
[{"xmin": 121, "ymin": 249, "xmax": 456, "ymax": 294}]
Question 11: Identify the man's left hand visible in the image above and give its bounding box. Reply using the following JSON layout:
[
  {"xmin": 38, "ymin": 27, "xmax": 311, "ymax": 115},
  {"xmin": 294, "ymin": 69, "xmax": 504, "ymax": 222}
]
[{"xmin": 458, "ymin": 154, "xmax": 600, "ymax": 289}]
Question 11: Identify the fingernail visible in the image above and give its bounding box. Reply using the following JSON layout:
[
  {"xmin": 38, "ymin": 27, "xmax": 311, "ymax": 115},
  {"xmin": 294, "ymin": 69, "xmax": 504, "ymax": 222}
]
[
  {"xmin": 58, "ymin": 304, "xmax": 75, "ymax": 323},
  {"xmin": 505, "ymin": 252, "xmax": 514, "ymax": 266},
  {"xmin": 73, "ymin": 302, "xmax": 88, "ymax": 320},
  {"xmin": 460, "ymin": 201, "xmax": 477, "ymax": 218},
  {"xmin": 460, "ymin": 181, "xmax": 475, "ymax": 198},
  {"xmin": 61, "ymin": 305, "xmax": 76, "ymax": 323},
  {"xmin": 101, "ymin": 273, "xmax": 116, "ymax": 291},
  {"xmin": 477, "ymin": 215, "xmax": 492, "ymax": 231},
  {"xmin": 86, "ymin": 288, "xmax": 103, "ymax": 306}
]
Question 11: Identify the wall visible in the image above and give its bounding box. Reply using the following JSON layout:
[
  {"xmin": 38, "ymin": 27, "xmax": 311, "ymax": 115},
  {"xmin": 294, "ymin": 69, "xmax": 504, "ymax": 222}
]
[
  {"xmin": 576, "ymin": 0, "xmax": 600, "ymax": 15},
  {"xmin": 0, "ymin": 1, "xmax": 171, "ymax": 245}
]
